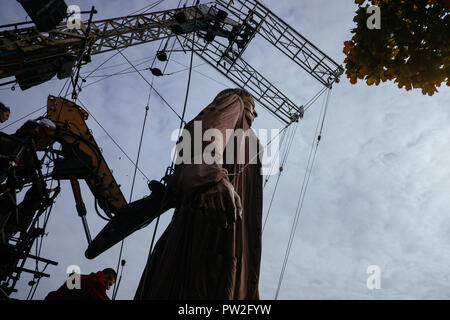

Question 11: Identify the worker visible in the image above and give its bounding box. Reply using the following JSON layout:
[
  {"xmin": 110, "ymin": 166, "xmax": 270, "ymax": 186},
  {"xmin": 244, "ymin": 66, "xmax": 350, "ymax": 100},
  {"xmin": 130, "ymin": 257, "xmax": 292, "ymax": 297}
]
[
  {"xmin": 0, "ymin": 102, "xmax": 10, "ymax": 124},
  {"xmin": 135, "ymin": 88, "xmax": 263, "ymax": 300},
  {"xmin": 0, "ymin": 118, "xmax": 57, "ymax": 242},
  {"xmin": 0, "ymin": 118, "xmax": 56, "ymax": 203},
  {"xmin": 13, "ymin": 118, "xmax": 56, "ymax": 151},
  {"xmin": 45, "ymin": 268, "xmax": 117, "ymax": 300},
  {"xmin": 0, "ymin": 185, "xmax": 60, "ymax": 243}
]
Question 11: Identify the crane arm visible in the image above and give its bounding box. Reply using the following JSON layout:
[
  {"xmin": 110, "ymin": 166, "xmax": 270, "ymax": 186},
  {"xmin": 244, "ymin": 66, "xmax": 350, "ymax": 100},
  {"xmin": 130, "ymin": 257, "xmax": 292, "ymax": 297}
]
[
  {"xmin": 45, "ymin": 95, "xmax": 127, "ymax": 217},
  {"xmin": 0, "ymin": 6, "xmax": 192, "ymax": 80}
]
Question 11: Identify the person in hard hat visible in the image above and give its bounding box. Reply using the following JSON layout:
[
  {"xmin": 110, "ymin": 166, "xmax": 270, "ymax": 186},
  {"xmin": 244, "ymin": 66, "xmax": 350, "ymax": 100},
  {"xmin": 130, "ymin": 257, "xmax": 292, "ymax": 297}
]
[
  {"xmin": 13, "ymin": 118, "xmax": 56, "ymax": 150},
  {"xmin": 0, "ymin": 103, "xmax": 10, "ymax": 124},
  {"xmin": 45, "ymin": 268, "xmax": 117, "ymax": 300},
  {"xmin": 0, "ymin": 117, "xmax": 56, "ymax": 184}
]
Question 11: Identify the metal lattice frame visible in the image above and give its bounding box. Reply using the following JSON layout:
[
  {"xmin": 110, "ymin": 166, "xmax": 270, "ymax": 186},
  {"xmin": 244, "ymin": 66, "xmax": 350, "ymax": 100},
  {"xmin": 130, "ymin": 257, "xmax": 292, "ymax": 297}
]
[
  {"xmin": 0, "ymin": 8, "xmax": 183, "ymax": 78},
  {"xmin": 215, "ymin": 0, "xmax": 344, "ymax": 87},
  {"xmin": 183, "ymin": 35, "xmax": 304, "ymax": 123},
  {"xmin": 0, "ymin": 1, "xmax": 343, "ymax": 124}
]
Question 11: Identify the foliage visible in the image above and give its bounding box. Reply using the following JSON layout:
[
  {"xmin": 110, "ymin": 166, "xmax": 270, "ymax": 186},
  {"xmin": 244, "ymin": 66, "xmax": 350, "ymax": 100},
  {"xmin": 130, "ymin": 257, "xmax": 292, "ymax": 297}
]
[{"xmin": 343, "ymin": 0, "xmax": 449, "ymax": 95}]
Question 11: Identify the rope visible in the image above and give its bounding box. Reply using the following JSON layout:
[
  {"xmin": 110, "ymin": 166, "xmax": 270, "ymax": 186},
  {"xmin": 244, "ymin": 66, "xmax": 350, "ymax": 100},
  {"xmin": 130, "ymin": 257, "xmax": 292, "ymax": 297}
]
[
  {"xmin": 69, "ymin": 26, "xmax": 180, "ymax": 295},
  {"xmin": 0, "ymin": 73, "xmax": 71, "ymax": 129},
  {"xmin": 29, "ymin": 263, "xmax": 49, "ymax": 300},
  {"xmin": 262, "ymin": 125, "xmax": 294, "ymax": 233},
  {"xmin": 263, "ymin": 127, "xmax": 289, "ymax": 188},
  {"xmin": 81, "ymin": 55, "xmax": 155, "ymax": 76},
  {"xmin": 85, "ymin": 63, "xmax": 205, "ymax": 79},
  {"xmin": 274, "ymin": 88, "xmax": 332, "ymax": 299},
  {"xmin": 128, "ymin": 0, "xmax": 165, "ymax": 16},
  {"xmin": 77, "ymin": 98, "xmax": 151, "ymax": 182},
  {"xmin": 26, "ymin": 164, "xmax": 56, "ymax": 300},
  {"xmin": 81, "ymin": 54, "xmax": 159, "ymax": 88},
  {"xmin": 117, "ymin": 50, "xmax": 186, "ymax": 124},
  {"xmin": 85, "ymin": 68, "xmax": 148, "ymax": 78},
  {"xmin": 112, "ymin": 103, "xmax": 150, "ymax": 300},
  {"xmin": 139, "ymin": 8, "xmax": 195, "ymax": 298},
  {"xmin": 0, "ymin": 107, "xmax": 46, "ymax": 131},
  {"xmin": 112, "ymin": 2, "xmax": 185, "ymax": 300},
  {"xmin": 262, "ymin": 119, "xmax": 302, "ymax": 233},
  {"xmin": 81, "ymin": 49, "xmax": 127, "ymax": 81},
  {"xmin": 227, "ymin": 86, "xmax": 329, "ymax": 180},
  {"xmin": 170, "ymin": 59, "xmax": 231, "ymax": 88},
  {"xmin": 178, "ymin": 34, "xmax": 195, "ymax": 132},
  {"xmin": 83, "ymin": 57, "xmax": 153, "ymax": 88}
]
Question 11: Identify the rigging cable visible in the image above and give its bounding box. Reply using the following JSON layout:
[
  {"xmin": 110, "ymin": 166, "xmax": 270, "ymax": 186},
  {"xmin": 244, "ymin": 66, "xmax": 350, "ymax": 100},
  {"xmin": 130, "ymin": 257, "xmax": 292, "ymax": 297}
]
[
  {"xmin": 29, "ymin": 41, "xmax": 119, "ymax": 300},
  {"xmin": 263, "ymin": 126, "xmax": 289, "ymax": 188},
  {"xmin": 26, "ymin": 164, "xmax": 53, "ymax": 299},
  {"xmin": 81, "ymin": 55, "xmax": 161, "ymax": 75},
  {"xmin": 81, "ymin": 52, "xmax": 160, "ymax": 88},
  {"xmin": 113, "ymin": 0, "xmax": 184, "ymax": 299},
  {"xmin": 0, "ymin": 107, "xmax": 46, "ymax": 131},
  {"xmin": 128, "ymin": 0, "xmax": 165, "ymax": 16},
  {"xmin": 0, "ymin": 75, "xmax": 72, "ymax": 131},
  {"xmin": 228, "ymin": 86, "xmax": 329, "ymax": 180},
  {"xmin": 264, "ymin": 88, "xmax": 327, "ymax": 188},
  {"xmin": 27, "ymin": 152, "xmax": 61, "ymax": 299},
  {"xmin": 85, "ymin": 62, "xmax": 205, "ymax": 79},
  {"xmin": 117, "ymin": 50, "xmax": 186, "ymax": 124},
  {"xmin": 274, "ymin": 88, "xmax": 332, "ymax": 300},
  {"xmin": 262, "ymin": 85, "xmax": 330, "ymax": 229},
  {"xmin": 112, "ymin": 102, "xmax": 150, "ymax": 300},
  {"xmin": 170, "ymin": 58, "xmax": 232, "ymax": 88},
  {"xmin": 81, "ymin": 49, "xmax": 126, "ymax": 82},
  {"xmin": 77, "ymin": 98, "xmax": 151, "ymax": 182},
  {"xmin": 139, "ymin": 7, "xmax": 196, "ymax": 299},
  {"xmin": 29, "ymin": 160, "xmax": 62, "ymax": 299},
  {"xmin": 262, "ymin": 125, "xmax": 294, "ymax": 233},
  {"xmin": 8, "ymin": 77, "xmax": 70, "ymax": 299}
]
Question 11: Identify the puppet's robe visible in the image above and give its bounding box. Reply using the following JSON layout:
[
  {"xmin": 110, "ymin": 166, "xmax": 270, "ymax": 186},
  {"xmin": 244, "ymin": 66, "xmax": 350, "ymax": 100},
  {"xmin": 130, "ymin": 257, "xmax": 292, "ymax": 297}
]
[{"xmin": 135, "ymin": 93, "xmax": 263, "ymax": 299}]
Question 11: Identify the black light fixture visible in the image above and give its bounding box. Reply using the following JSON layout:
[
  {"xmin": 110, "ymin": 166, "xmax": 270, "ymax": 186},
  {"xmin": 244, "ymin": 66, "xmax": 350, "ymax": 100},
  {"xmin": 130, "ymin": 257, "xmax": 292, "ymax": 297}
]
[
  {"xmin": 216, "ymin": 9, "xmax": 228, "ymax": 22},
  {"xmin": 15, "ymin": 54, "xmax": 76, "ymax": 90},
  {"xmin": 174, "ymin": 12, "xmax": 187, "ymax": 24},
  {"xmin": 17, "ymin": 0, "xmax": 68, "ymax": 32},
  {"xmin": 57, "ymin": 55, "xmax": 76, "ymax": 79},
  {"xmin": 16, "ymin": 66, "xmax": 56, "ymax": 90},
  {"xmin": 150, "ymin": 68, "xmax": 163, "ymax": 77},
  {"xmin": 157, "ymin": 51, "xmax": 168, "ymax": 62}
]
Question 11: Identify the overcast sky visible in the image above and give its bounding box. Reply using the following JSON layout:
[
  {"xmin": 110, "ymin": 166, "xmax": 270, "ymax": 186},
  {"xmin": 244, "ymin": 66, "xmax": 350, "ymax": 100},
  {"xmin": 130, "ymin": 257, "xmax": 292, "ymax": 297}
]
[{"xmin": 1, "ymin": 0, "xmax": 450, "ymax": 300}]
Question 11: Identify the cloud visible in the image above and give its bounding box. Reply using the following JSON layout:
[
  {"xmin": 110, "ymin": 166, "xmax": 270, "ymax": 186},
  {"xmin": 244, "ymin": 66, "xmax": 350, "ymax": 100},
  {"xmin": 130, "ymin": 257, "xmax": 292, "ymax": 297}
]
[{"xmin": 2, "ymin": 0, "xmax": 450, "ymax": 300}]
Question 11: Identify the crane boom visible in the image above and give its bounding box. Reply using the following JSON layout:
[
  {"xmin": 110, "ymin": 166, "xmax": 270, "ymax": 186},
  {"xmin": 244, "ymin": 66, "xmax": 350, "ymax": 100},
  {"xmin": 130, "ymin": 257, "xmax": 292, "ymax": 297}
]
[
  {"xmin": 0, "ymin": 1, "xmax": 343, "ymax": 124},
  {"xmin": 0, "ymin": 7, "xmax": 182, "ymax": 79}
]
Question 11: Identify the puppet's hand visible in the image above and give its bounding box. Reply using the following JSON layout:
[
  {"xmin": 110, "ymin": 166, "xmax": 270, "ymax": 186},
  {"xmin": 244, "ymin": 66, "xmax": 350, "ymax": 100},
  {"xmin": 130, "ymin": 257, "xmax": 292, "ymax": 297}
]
[{"xmin": 198, "ymin": 178, "xmax": 242, "ymax": 228}]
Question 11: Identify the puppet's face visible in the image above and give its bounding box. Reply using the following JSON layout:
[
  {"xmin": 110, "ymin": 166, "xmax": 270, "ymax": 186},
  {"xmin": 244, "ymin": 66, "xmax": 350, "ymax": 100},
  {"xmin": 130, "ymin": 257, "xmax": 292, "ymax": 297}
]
[{"xmin": 242, "ymin": 95, "xmax": 257, "ymax": 126}]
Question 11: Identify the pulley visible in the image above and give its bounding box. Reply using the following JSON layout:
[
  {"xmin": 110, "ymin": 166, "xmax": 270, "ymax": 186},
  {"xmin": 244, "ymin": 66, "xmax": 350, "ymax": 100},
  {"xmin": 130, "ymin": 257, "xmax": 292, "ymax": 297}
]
[
  {"xmin": 157, "ymin": 51, "xmax": 168, "ymax": 62},
  {"xmin": 149, "ymin": 68, "xmax": 163, "ymax": 77}
]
